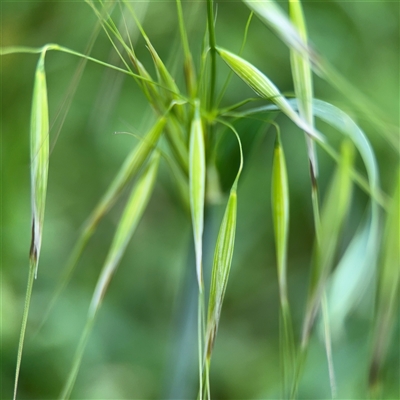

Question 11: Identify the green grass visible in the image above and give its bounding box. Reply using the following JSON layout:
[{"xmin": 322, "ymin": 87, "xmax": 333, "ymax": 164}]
[{"xmin": 1, "ymin": 1, "xmax": 399, "ymax": 399}]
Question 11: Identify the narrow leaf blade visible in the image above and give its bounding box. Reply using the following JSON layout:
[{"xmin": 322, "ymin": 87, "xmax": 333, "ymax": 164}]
[
  {"xmin": 243, "ymin": 0, "xmax": 398, "ymax": 151},
  {"xmin": 288, "ymin": 0, "xmax": 318, "ymax": 177},
  {"xmin": 369, "ymin": 169, "xmax": 400, "ymax": 390},
  {"xmin": 302, "ymin": 140, "xmax": 355, "ymax": 346}
]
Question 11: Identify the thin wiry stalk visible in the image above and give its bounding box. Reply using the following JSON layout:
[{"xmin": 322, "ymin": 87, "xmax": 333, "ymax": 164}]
[
  {"xmin": 322, "ymin": 294, "xmax": 337, "ymax": 398},
  {"xmin": 49, "ymin": 14, "xmax": 103, "ymax": 153},
  {"xmin": 85, "ymin": 1, "xmax": 135, "ymax": 75},
  {"xmin": 14, "ymin": 267, "xmax": 35, "ymax": 400},
  {"xmin": 292, "ymin": 142, "xmax": 355, "ymax": 398},
  {"xmin": 310, "ymin": 186, "xmax": 337, "ymax": 400},
  {"xmin": 0, "ymin": 45, "xmax": 135, "ymax": 81},
  {"xmin": 302, "ymin": 141, "xmax": 355, "ymax": 345},
  {"xmin": 197, "ymin": 289, "xmax": 209, "ymax": 400},
  {"xmin": 309, "ymin": 170, "xmax": 336, "ymax": 399},
  {"xmin": 206, "ymin": 0, "xmax": 217, "ymax": 111},
  {"xmin": 287, "ymin": 0, "xmax": 337, "ymax": 384},
  {"xmin": 215, "ymin": 11, "xmax": 253, "ymax": 107},
  {"xmin": 59, "ymin": 317, "xmax": 95, "ymax": 400},
  {"xmin": 86, "ymin": 0, "xmax": 161, "ymax": 105},
  {"xmin": 288, "ymin": 0, "xmax": 318, "ymax": 179},
  {"xmin": 197, "ymin": 27, "xmax": 210, "ymax": 109},
  {"xmin": 369, "ymin": 169, "xmax": 399, "ymax": 394},
  {"xmin": 176, "ymin": 0, "xmax": 197, "ymax": 97}
]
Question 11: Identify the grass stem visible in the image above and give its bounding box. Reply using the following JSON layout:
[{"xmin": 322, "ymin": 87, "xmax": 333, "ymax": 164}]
[{"xmin": 206, "ymin": 0, "xmax": 216, "ymax": 112}]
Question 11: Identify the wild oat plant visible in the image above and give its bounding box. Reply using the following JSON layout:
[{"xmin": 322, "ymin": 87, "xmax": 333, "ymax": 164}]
[{"xmin": 1, "ymin": 0, "xmax": 399, "ymax": 399}]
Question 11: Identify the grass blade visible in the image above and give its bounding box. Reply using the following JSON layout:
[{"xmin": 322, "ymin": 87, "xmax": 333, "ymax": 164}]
[
  {"xmin": 286, "ymin": 4, "xmax": 335, "ymax": 390},
  {"xmin": 176, "ymin": 0, "xmax": 197, "ymax": 98},
  {"xmin": 243, "ymin": 0, "xmax": 309, "ymax": 57},
  {"xmin": 325, "ymin": 215, "xmax": 375, "ymax": 335},
  {"xmin": 189, "ymin": 100, "xmax": 206, "ymax": 289},
  {"xmin": 60, "ymin": 153, "xmax": 160, "ymax": 400},
  {"xmin": 166, "ymin": 115, "xmax": 189, "ymax": 175},
  {"xmin": 369, "ymin": 169, "xmax": 400, "ymax": 394},
  {"xmin": 206, "ymin": 0, "xmax": 217, "ymax": 111},
  {"xmin": 14, "ymin": 50, "xmax": 50, "ymax": 400},
  {"xmin": 165, "ymin": 152, "xmax": 190, "ymax": 214},
  {"xmin": 271, "ymin": 128, "xmax": 295, "ymax": 398},
  {"xmin": 288, "ymin": 0, "xmax": 312, "ymax": 122},
  {"xmin": 243, "ymin": 0, "xmax": 398, "ymax": 152},
  {"xmin": 253, "ymin": 99, "xmax": 381, "ymax": 208},
  {"xmin": 307, "ymin": 101, "xmax": 381, "ymax": 336},
  {"xmin": 288, "ymin": 0, "xmax": 318, "ymax": 179},
  {"xmin": 287, "ymin": 99, "xmax": 382, "ymax": 352},
  {"xmin": 302, "ymin": 140, "xmax": 355, "ymax": 347},
  {"xmin": 291, "ymin": 140, "xmax": 355, "ymax": 398},
  {"xmin": 216, "ymin": 47, "xmax": 324, "ymax": 142},
  {"xmin": 321, "ymin": 293, "xmax": 337, "ymax": 398},
  {"xmin": 40, "ymin": 117, "xmax": 166, "ymax": 329}
]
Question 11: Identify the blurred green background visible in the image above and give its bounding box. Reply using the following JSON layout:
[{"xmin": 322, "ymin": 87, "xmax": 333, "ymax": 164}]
[{"xmin": 1, "ymin": 1, "xmax": 399, "ymax": 399}]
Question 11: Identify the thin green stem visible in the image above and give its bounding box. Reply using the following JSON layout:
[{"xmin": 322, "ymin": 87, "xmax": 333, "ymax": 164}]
[
  {"xmin": 291, "ymin": 345, "xmax": 307, "ymax": 400},
  {"xmin": 59, "ymin": 316, "xmax": 96, "ymax": 399},
  {"xmin": 1, "ymin": 45, "xmax": 188, "ymax": 103},
  {"xmin": 303, "ymin": 149, "xmax": 336, "ymax": 400},
  {"xmin": 49, "ymin": 16, "xmax": 102, "ymax": 154},
  {"xmin": 1, "ymin": 45, "xmax": 138, "ymax": 78},
  {"xmin": 176, "ymin": 0, "xmax": 196, "ymax": 98},
  {"xmin": 216, "ymin": 12, "xmax": 253, "ymax": 107},
  {"xmin": 322, "ymin": 294, "xmax": 337, "ymax": 399},
  {"xmin": 206, "ymin": 0, "xmax": 216, "ymax": 112},
  {"xmin": 218, "ymin": 97, "xmax": 261, "ymax": 115},
  {"xmin": 205, "ymin": 357, "xmax": 211, "ymax": 400},
  {"xmin": 13, "ymin": 263, "xmax": 35, "ymax": 400},
  {"xmin": 198, "ymin": 290, "xmax": 203, "ymax": 400},
  {"xmin": 176, "ymin": 0, "xmax": 191, "ymax": 61},
  {"xmin": 214, "ymin": 119, "xmax": 244, "ymax": 189}
]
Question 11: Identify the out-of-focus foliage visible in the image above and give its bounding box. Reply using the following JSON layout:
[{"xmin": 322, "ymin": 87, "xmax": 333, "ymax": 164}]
[{"xmin": 1, "ymin": 1, "xmax": 399, "ymax": 399}]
